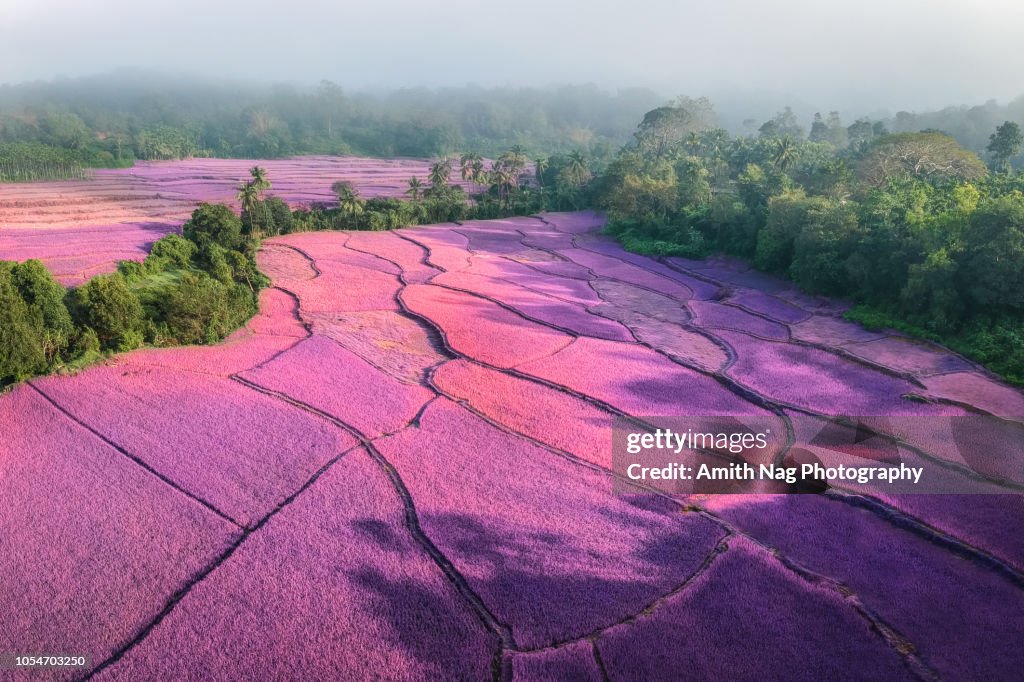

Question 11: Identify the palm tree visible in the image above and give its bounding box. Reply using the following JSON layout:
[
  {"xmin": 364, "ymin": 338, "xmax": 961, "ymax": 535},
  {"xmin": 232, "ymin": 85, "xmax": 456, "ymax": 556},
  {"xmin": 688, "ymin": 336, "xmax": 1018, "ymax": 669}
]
[
  {"xmin": 248, "ymin": 167, "xmax": 272, "ymax": 233},
  {"xmin": 534, "ymin": 157, "xmax": 549, "ymax": 188},
  {"xmin": 772, "ymin": 136, "xmax": 798, "ymax": 172},
  {"xmin": 406, "ymin": 177, "xmax": 424, "ymax": 202},
  {"xmin": 500, "ymin": 148, "xmax": 527, "ymax": 176},
  {"xmin": 565, "ymin": 150, "xmax": 590, "ymax": 187},
  {"xmin": 237, "ymin": 181, "xmax": 260, "ymax": 237},
  {"xmin": 460, "ymin": 153, "xmax": 482, "ymax": 184},
  {"xmin": 249, "ymin": 166, "xmax": 271, "ymax": 193},
  {"xmin": 331, "ymin": 180, "xmax": 363, "ymax": 218},
  {"xmin": 487, "ymin": 163, "xmax": 517, "ymax": 210},
  {"xmin": 429, "ymin": 157, "xmax": 453, "ymax": 188}
]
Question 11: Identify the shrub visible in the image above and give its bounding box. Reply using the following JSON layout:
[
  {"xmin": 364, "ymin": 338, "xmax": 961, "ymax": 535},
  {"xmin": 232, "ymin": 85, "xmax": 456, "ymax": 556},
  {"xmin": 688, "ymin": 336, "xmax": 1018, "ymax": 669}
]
[
  {"xmin": 264, "ymin": 197, "xmax": 294, "ymax": 235},
  {"xmin": 183, "ymin": 203, "xmax": 245, "ymax": 251},
  {"xmin": 0, "ymin": 271, "xmax": 46, "ymax": 383},
  {"xmin": 9, "ymin": 259, "xmax": 75, "ymax": 363},
  {"xmin": 71, "ymin": 273, "xmax": 145, "ymax": 351},
  {"xmin": 146, "ymin": 234, "xmax": 197, "ymax": 272},
  {"xmin": 162, "ymin": 272, "xmax": 255, "ymax": 344}
]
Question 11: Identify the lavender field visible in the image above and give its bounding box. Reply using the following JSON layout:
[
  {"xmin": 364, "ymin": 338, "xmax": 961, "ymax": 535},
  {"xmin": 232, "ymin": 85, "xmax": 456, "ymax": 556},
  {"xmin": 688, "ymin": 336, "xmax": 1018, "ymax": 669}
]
[
  {"xmin": 1, "ymin": 211, "xmax": 1023, "ymax": 680},
  {"xmin": 0, "ymin": 157, "xmax": 479, "ymax": 285}
]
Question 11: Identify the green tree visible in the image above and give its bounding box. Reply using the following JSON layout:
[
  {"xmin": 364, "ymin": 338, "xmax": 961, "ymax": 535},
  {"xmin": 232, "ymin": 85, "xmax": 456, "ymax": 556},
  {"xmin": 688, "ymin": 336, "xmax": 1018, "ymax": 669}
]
[
  {"xmin": 332, "ymin": 181, "xmax": 364, "ymax": 217},
  {"xmin": 183, "ymin": 203, "xmax": 246, "ymax": 251},
  {"xmin": 563, "ymin": 150, "xmax": 591, "ymax": 187},
  {"xmin": 406, "ymin": 177, "xmax": 424, "ymax": 201},
  {"xmin": 429, "ymin": 158, "xmax": 453, "ymax": 187},
  {"xmin": 146, "ymin": 234, "xmax": 197, "ymax": 272},
  {"xmin": 162, "ymin": 272, "xmax": 252, "ymax": 344},
  {"xmin": 759, "ymin": 107, "xmax": 804, "ymax": 139},
  {"xmin": 249, "ymin": 166, "xmax": 271, "ymax": 193},
  {"xmin": 237, "ymin": 182, "xmax": 260, "ymax": 236},
  {"xmin": 858, "ymin": 133, "xmax": 987, "ymax": 188},
  {"xmin": 789, "ymin": 201, "xmax": 860, "ymax": 295},
  {"xmin": 263, "ymin": 197, "xmax": 294, "ymax": 235},
  {"xmin": 71, "ymin": 273, "xmax": 145, "ymax": 351},
  {"xmin": 771, "ymin": 136, "xmax": 798, "ymax": 172},
  {"xmin": 534, "ymin": 157, "xmax": 549, "ymax": 188},
  {"xmin": 0, "ymin": 269, "xmax": 46, "ymax": 383},
  {"xmin": 10, "ymin": 259, "xmax": 75, "ymax": 364},
  {"xmin": 986, "ymin": 121, "xmax": 1023, "ymax": 172},
  {"xmin": 962, "ymin": 196, "xmax": 1024, "ymax": 312}
]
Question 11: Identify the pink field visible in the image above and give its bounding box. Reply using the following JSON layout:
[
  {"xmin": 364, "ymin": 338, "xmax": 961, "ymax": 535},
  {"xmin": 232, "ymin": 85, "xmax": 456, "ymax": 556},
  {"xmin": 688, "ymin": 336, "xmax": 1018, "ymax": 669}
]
[
  {"xmin": 688, "ymin": 300, "xmax": 790, "ymax": 340},
  {"xmin": 375, "ymin": 398, "xmax": 727, "ymax": 649},
  {"xmin": 402, "ymin": 283, "xmax": 574, "ymax": 368},
  {"xmin": 432, "ymin": 359, "xmax": 614, "ymax": 467},
  {"xmin": 97, "ymin": 449, "xmax": 497, "ymax": 681},
  {"xmin": 0, "ymin": 156, "xmax": 479, "ymax": 284},
  {"xmin": 2, "ymin": 210, "xmax": 1022, "ymax": 678},
  {"xmin": 240, "ymin": 335, "xmax": 434, "ymax": 439},
  {"xmin": 33, "ymin": 365, "xmax": 356, "ymax": 527},
  {"xmin": 519, "ymin": 336, "xmax": 768, "ymax": 416}
]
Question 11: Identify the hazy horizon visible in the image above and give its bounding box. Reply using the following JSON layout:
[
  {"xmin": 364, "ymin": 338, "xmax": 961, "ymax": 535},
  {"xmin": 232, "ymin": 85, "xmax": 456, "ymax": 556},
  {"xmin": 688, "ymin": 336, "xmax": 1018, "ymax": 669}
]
[{"xmin": 3, "ymin": 0, "xmax": 1024, "ymax": 115}]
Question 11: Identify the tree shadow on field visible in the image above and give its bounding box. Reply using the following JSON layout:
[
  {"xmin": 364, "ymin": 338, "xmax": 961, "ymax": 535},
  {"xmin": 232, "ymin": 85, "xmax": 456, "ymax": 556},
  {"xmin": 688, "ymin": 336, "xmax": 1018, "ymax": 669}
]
[{"xmin": 352, "ymin": 508, "xmax": 725, "ymax": 653}]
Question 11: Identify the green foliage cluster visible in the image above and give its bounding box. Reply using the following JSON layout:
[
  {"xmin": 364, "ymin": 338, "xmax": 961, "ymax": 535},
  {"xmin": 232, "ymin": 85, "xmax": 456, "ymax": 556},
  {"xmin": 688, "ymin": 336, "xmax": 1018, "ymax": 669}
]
[
  {"xmin": 0, "ymin": 204, "xmax": 265, "ymax": 388},
  {"xmin": 0, "ymin": 142, "xmax": 96, "ymax": 181},
  {"xmin": 595, "ymin": 100, "xmax": 1024, "ymax": 383}
]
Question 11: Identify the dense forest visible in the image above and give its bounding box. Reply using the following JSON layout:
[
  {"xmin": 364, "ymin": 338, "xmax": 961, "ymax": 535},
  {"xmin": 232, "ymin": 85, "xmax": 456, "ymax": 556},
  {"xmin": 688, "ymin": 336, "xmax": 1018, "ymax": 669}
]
[
  {"xmin": 0, "ymin": 73, "xmax": 661, "ymax": 179},
  {"xmin": 4, "ymin": 74, "xmax": 1024, "ymax": 182},
  {"xmin": 591, "ymin": 101, "xmax": 1024, "ymax": 383}
]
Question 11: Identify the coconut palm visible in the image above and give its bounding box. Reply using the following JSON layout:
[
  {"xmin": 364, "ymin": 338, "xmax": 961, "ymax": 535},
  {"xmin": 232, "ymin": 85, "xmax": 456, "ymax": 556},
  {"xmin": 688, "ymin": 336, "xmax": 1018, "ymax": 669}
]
[
  {"xmin": 487, "ymin": 162, "xmax": 517, "ymax": 210},
  {"xmin": 237, "ymin": 181, "xmax": 260, "ymax": 237},
  {"xmin": 565, "ymin": 150, "xmax": 591, "ymax": 187},
  {"xmin": 772, "ymin": 136, "xmax": 798, "ymax": 172},
  {"xmin": 406, "ymin": 177, "xmax": 424, "ymax": 202},
  {"xmin": 534, "ymin": 157, "xmax": 549, "ymax": 188},
  {"xmin": 247, "ymin": 167, "xmax": 273, "ymax": 232},
  {"xmin": 499, "ymin": 148, "xmax": 527, "ymax": 176},
  {"xmin": 249, "ymin": 166, "xmax": 271, "ymax": 193},
  {"xmin": 331, "ymin": 180, "xmax": 363, "ymax": 218},
  {"xmin": 460, "ymin": 153, "xmax": 483, "ymax": 184},
  {"xmin": 429, "ymin": 157, "xmax": 453, "ymax": 188}
]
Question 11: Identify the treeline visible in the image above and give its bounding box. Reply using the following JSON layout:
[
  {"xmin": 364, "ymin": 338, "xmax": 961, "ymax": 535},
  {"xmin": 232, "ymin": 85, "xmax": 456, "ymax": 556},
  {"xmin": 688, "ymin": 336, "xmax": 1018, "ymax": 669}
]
[
  {"xmin": 593, "ymin": 101, "xmax": 1024, "ymax": 383},
  {"xmin": 0, "ymin": 73, "xmax": 660, "ymax": 173},
  {"xmin": 237, "ymin": 152, "xmax": 592, "ymax": 238},
  {"xmin": 0, "ymin": 143, "xmax": 94, "ymax": 182},
  {"xmin": 1, "ymin": 205, "xmax": 265, "ymax": 387},
  {"xmin": 882, "ymin": 99, "xmax": 1024, "ymax": 169}
]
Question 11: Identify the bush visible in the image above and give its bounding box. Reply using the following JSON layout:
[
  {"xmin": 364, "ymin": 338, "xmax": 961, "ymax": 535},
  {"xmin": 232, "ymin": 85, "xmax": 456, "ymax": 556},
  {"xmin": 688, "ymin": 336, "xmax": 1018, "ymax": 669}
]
[
  {"xmin": 162, "ymin": 272, "xmax": 255, "ymax": 344},
  {"xmin": 264, "ymin": 197, "xmax": 294, "ymax": 235},
  {"xmin": 9, "ymin": 259, "xmax": 75, "ymax": 363},
  {"xmin": 0, "ymin": 271, "xmax": 46, "ymax": 383},
  {"xmin": 146, "ymin": 234, "xmax": 197, "ymax": 271},
  {"xmin": 71, "ymin": 273, "xmax": 145, "ymax": 351},
  {"xmin": 183, "ymin": 203, "xmax": 246, "ymax": 251}
]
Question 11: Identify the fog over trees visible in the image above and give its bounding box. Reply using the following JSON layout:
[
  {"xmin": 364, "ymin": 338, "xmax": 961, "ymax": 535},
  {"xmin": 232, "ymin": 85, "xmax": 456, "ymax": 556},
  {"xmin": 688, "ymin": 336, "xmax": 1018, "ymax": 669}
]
[{"xmin": 3, "ymin": 0, "xmax": 1024, "ymax": 113}]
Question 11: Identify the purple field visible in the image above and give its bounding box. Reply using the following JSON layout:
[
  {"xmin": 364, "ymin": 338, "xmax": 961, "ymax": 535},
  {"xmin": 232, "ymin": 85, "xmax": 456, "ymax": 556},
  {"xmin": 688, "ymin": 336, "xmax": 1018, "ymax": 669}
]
[
  {"xmin": 0, "ymin": 156, "xmax": 479, "ymax": 284},
  {"xmin": 2, "ymin": 209, "xmax": 1022, "ymax": 679}
]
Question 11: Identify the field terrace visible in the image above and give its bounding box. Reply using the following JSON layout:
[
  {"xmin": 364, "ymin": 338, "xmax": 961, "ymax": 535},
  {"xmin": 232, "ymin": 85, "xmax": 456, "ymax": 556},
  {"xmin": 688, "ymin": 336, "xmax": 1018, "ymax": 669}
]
[
  {"xmin": 0, "ymin": 156, "xmax": 480, "ymax": 286},
  {"xmin": 1, "ymin": 211, "xmax": 1023, "ymax": 679}
]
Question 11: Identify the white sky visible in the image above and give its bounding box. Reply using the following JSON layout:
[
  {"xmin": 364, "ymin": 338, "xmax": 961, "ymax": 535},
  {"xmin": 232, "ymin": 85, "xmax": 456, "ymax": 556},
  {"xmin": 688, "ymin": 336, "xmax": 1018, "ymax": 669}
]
[{"xmin": 2, "ymin": 0, "xmax": 1023, "ymax": 111}]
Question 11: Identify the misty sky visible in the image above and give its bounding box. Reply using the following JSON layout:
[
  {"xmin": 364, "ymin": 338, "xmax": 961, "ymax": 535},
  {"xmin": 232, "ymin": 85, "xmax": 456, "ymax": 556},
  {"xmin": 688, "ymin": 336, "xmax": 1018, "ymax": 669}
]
[{"xmin": 2, "ymin": 0, "xmax": 1023, "ymax": 113}]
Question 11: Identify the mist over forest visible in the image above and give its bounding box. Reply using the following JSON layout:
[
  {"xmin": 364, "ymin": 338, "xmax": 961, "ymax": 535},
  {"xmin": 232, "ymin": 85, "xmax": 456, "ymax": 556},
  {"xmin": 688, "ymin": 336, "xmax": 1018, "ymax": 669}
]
[{"xmin": 4, "ymin": 71, "xmax": 1024, "ymax": 170}]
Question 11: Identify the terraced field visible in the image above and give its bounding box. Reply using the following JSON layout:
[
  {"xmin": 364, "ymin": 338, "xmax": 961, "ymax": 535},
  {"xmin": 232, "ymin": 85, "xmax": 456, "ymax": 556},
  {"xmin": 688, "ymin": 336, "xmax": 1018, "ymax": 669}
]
[
  {"xmin": 0, "ymin": 156, "xmax": 478, "ymax": 285},
  {"xmin": 2, "ymin": 212, "xmax": 1022, "ymax": 680}
]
